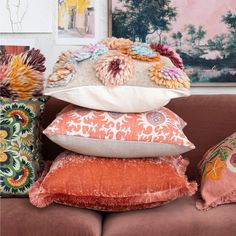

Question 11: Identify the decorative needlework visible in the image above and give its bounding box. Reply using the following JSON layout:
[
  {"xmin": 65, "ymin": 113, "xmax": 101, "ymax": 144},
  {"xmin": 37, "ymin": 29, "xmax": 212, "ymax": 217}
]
[
  {"xmin": 196, "ymin": 132, "xmax": 236, "ymax": 210},
  {"xmin": 0, "ymin": 96, "xmax": 46, "ymax": 196},
  {"xmin": 95, "ymin": 52, "xmax": 135, "ymax": 86},
  {"xmin": 149, "ymin": 63, "xmax": 190, "ymax": 89},
  {"xmin": 47, "ymin": 51, "xmax": 76, "ymax": 88},
  {"xmin": 0, "ymin": 49, "xmax": 46, "ymax": 99},
  {"xmin": 200, "ymin": 132, "xmax": 236, "ymax": 180},
  {"xmin": 120, "ymin": 44, "xmax": 160, "ymax": 62},
  {"xmin": 101, "ymin": 37, "xmax": 133, "ymax": 50},
  {"xmin": 150, "ymin": 43, "xmax": 184, "ymax": 69}
]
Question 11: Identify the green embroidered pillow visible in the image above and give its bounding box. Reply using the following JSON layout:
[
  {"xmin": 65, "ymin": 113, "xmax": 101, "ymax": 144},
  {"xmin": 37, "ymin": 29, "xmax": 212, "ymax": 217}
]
[{"xmin": 0, "ymin": 96, "xmax": 47, "ymax": 196}]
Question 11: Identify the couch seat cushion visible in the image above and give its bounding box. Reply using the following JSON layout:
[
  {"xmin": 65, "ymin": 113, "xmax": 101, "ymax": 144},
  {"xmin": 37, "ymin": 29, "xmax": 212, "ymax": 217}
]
[
  {"xmin": 103, "ymin": 197, "xmax": 236, "ymax": 236},
  {"xmin": 1, "ymin": 198, "xmax": 103, "ymax": 236}
]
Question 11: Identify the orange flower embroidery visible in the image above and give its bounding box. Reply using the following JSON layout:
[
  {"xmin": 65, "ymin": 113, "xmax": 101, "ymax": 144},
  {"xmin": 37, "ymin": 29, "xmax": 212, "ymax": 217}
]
[
  {"xmin": 101, "ymin": 37, "xmax": 133, "ymax": 50},
  {"xmin": 204, "ymin": 157, "xmax": 225, "ymax": 180},
  {"xmin": 149, "ymin": 63, "xmax": 190, "ymax": 89}
]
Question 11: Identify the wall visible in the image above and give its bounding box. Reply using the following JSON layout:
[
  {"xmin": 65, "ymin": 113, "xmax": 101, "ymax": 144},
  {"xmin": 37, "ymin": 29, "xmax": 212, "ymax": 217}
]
[
  {"xmin": 0, "ymin": 0, "xmax": 108, "ymax": 76},
  {"xmin": 0, "ymin": 0, "xmax": 235, "ymax": 94}
]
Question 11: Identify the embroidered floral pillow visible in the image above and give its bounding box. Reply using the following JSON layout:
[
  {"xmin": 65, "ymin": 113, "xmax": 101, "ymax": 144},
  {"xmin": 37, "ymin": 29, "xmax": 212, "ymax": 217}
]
[
  {"xmin": 43, "ymin": 105, "xmax": 195, "ymax": 158},
  {"xmin": 196, "ymin": 132, "xmax": 236, "ymax": 210},
  {"xmin": 45, "ymin": 38, "xmax": 190, "ymax": 113},
  {"xmin": 0, "ymin": 96, "xmax": 46, "ymax": 196}
]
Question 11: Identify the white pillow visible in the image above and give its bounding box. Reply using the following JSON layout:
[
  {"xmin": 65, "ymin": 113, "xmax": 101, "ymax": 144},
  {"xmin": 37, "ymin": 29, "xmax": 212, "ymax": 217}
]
[{"xmin": 45, "ymin": 85, "xmax": 189, "ymax": 113}]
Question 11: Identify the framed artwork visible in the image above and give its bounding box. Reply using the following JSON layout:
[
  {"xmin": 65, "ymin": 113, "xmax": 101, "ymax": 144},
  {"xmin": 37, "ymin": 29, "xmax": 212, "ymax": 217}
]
[
  {"xmin": 0, "ymin": 45, "xmax": 29, "ymax": 55},
  {"xmin": 0, "ymin": 0, "xmax": 53, "ymax": 33},
  {"xmin": 56, "ymin": 0, "xmax": 107, "ymax": 45},
  {"xmin": 0, "ymin": 39, "xmax": 35, "ymax": 55},
  {"xmin": 109, "ymin": 0, "xmax": 236, "ymax": 86}
]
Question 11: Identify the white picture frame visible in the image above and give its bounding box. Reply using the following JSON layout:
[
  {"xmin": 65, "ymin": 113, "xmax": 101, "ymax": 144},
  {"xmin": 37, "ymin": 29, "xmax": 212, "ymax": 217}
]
[
  {"xmin": 56, "ymin": 0, "xmax": 107, "ymax": 45},
  {"xmin": 0, "ymin": 0, "xmax": 53, "ymax": 33}
]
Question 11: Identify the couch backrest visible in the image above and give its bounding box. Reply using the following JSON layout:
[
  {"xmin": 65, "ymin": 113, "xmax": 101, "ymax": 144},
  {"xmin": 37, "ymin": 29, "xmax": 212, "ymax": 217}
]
[
  {"xmin": 167, "ymin": 94, "xmax": 236, "ymax": 179},
  {"xmin": 42, "ymin": 95, "xmax": 236, "ymax": 180}
]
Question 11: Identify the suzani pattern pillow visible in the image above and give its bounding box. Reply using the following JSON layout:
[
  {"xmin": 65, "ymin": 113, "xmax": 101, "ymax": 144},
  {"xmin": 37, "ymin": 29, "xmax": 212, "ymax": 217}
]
[
  {"xmin": 44, "ymin": 105, "xmax": 195, "ymax": 158},
  {"xmin": 196, "ymin": 132, "xmax": 236, "ymax": 210},
  {"xmin": 0, "ymin": 96, "xmax": 46, "ymax": 196}
]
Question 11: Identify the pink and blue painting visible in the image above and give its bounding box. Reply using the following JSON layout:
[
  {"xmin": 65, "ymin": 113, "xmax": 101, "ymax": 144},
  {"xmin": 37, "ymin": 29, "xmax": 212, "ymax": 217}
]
[{"xmin": 111, "ymin": 0, "xmax": 236, "ymax": 85}]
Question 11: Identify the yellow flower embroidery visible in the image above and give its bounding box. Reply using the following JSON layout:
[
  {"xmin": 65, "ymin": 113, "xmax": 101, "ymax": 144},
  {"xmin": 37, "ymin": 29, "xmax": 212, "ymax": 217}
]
[
  {"xmin": 204, "ymin": 157, "xmax": 225, "ymax": 180},
  {"xmin": 0, "ymin": 130, "xmax": 8, "ymax": 145},
  {"xmin": 20, "ymin": 149, "xmax": 33, "ymax": 162},
  {"xmin": 0, "ymin": 151, "xmax": 8, "ymax": 163},
  {"xmin": 21, "ymin": 133, "xmax": 33, "ymax": 146}
]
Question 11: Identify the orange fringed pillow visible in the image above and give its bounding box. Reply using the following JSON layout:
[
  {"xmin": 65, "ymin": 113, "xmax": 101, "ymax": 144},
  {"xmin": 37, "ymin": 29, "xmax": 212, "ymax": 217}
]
[{"xmin": 29, "ymin": 151, "xmax": 197, "ymax": 211}]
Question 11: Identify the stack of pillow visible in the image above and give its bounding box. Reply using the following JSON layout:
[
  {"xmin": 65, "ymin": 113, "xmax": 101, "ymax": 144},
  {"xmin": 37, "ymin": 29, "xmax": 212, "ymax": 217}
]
[{"xmin": 29, "ymin": 38, "xmax": 198, "ymax": 211}]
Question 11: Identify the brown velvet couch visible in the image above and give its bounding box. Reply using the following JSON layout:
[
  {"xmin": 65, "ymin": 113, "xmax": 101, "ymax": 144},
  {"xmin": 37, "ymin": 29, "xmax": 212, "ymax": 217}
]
[{"xmin": 1, "ymin": 94, "xmax": 236, "ymax": 236}]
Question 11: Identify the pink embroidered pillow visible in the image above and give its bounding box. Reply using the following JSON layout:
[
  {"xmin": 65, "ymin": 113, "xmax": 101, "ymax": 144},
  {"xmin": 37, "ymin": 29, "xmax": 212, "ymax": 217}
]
[
  {"xmin": 29, "ymin": 151, "xmax": 197, "ymax": 211},
  {"xmin": 43, "ymin": 105, "xmax": 195, "ymax": 158},
  {"xmin": 196, "ymin": 132, "xmax": 236, "ymax": 210}
]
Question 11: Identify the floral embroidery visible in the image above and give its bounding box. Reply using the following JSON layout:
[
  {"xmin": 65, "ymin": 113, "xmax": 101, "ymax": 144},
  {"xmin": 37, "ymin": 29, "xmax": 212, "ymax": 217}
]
[
  {"xmin": 73, "ymin": 51, "xmax": 91, "ymax": 62},
  {"xmin": 203, "ymin": 157, "xmax": 225, "ymax": 180},
  {"xmin": 47, "ymin": 51, "xmax": 76, "ymax": 88},
  {"xmin": 131, "ymin": 45, "xmax": 157, "ymax": 57},
  {"xmin": 0, "ymin": 96, "xmax": 46, "ymax": 195},
  {"xmin": 87, "ymin": 44, "xmax": 109, "ymax": 59},
  {"xmin": 0, "ymin": 49, "xmax": 46, "ymax": 99},
  {"xmin": 200, "ymin": 132, "xmax": 236, "ymax": 179},
  {"xmin": 73, "ymin": 44, "xmax": 109, "ymax": 62},
  {"xmin": 101, "ymin": 37, "xmax": 133, "ymax": 50},
  {"xmin": 0, "ymin": 159, "xmax": 35, "ymax": 194},
  {"xmin": 95, "ymin": 52, "xmax": 135, "ymax": 86},
  {"xmin": 150, "ymin": 43, "xmax": 184, "ymax": 69},
  {"xmin": 149, "ymin": 63, "xmax": 190, "ymax": 89},
  {"xmin": 1, "ymin": 102, "xmax": 35, "ymax": 134},
  {"xmin": 120, "ymin": 44, "xmax": 160, "ymax": 62},
  {"xmin": 226, "ymin": 153, "xmax": 236, "ymax": 173}
]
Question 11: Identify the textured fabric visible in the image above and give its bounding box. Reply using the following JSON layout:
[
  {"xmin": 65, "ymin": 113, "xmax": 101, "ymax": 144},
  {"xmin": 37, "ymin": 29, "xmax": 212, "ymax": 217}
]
[
  {"xmin": 196, "ymin": 132, "xmax": 236, "ymax": 210},
  {"xmin": 0, "ymin": 96, "xmax": 46, "ymax": 196},
  {"xmin": 29, "ymin": 151, "xmax": 197, "ymax": 211},
  {"xmin": 1, "ymin": 198, "xmax": 102, "ymax": 236},
  {"xmin": 43, "ymin": 106, "xmax": 194, "ymax": 157},
  {"xmin": 45, "ymin": 43, "xmax": 190, "ymax": 113},
  {"xmin": 0, "ymin": 49, "xmax": 46, "ymax": 99},
  {"xmin": 103, "ymin": 197, "xmax": 236, "ymax": 236}
]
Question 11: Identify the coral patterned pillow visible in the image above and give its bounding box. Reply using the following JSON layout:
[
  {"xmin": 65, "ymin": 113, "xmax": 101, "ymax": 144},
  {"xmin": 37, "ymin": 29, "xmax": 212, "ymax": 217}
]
[
  {"xmin": 196, "ymin": 132, "xmax": 236, "ymax": 210},
  {"xmin": 29, "ymin": 151, "xmax": 197, "ymax": 211},
  {"xmin": 43, "ymin": 105, "xmax": 194, "ymax": 158}
]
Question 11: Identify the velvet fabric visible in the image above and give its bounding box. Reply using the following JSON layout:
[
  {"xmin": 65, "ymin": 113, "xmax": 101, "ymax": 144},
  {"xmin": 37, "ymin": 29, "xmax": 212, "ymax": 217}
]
[
  {"xmin": 166, "ymin": 94, "xmax": 236, "ymax": 180},
  {"xmin": 29, "ymin": 151, "xmax": 197, "ymax": 211},
  {"xmin": 1, "ymin": 198, "xmax": 103, "ymax": 236},
  {"xmin": 103, "ymin": 197, "xmax": 236, "ymax": 236}
]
